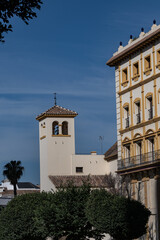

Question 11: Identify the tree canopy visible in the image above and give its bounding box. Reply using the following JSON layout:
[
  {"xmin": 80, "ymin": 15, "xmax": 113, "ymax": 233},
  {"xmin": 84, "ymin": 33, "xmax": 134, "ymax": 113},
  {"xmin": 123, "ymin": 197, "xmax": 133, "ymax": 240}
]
[
  {"xmin": 0, "ymin": 192, "xmax": 48, "ymax": 240},
  {"xmin": 0, "ymin": 183, "xmax": 151, "ymax": 240},
  {"xmin": 34, "ymin": 184, "xmax": 103, "ymax": 240},
  {"xmin": 0, "ymin": 0, "xmax": 43, "ymax": 42},
  {"xmin": 86, "ymin": 189, "xmax": 151, "ymax": 240}
]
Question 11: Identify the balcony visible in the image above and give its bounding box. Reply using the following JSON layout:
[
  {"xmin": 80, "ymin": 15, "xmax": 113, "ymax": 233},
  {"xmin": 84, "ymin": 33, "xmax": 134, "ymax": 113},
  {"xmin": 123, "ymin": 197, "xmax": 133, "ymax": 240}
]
[
  {"xmin": 148, "ymin": 108, "xmax": 153, "ymax": 120},
  {"xmin": 118, "ymin": 150, "xmax": 160, "ymax": 170},
  {"xmin": 136, "ymin": 112, "xmax": 141, "ymax": 124},
  {"xmin": 125, "ymin": 117, "xmax": 129, "ymax": 128}
]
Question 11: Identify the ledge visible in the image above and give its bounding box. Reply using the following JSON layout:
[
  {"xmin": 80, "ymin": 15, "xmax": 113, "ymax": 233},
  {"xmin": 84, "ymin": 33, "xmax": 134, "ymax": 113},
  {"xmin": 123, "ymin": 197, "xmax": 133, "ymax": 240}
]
[
  {"xmin": 118, "ymin": 72, "xmax": 160, "ymax": 96},
  {"xmin": 144, "ymin": 68, "xmax": 152, "ymax": 76},
  {"xmin": 117, "ymin": 159, "xmax": 160, "ymax": 175},
  {"xmin": 40, "ymin": 135, "xmax": 46, "ymax": 140},
  {"xmin": 121, "ymin": 80, "xmax": 129, "ymax": 87},
  {"xmin": 132, "ymin": 74, "xmax": 140, "ymax": 82},
  {"xmin": 119, "ymin": 116, "xmax": 160, "ymax": 134},
  {"xmin": 156, "ymin": 63, "xmax": 160, "ymax": 70},
  {"xmin": 52, "ymin": 134, "xmax": 71, "ymax": 137}
]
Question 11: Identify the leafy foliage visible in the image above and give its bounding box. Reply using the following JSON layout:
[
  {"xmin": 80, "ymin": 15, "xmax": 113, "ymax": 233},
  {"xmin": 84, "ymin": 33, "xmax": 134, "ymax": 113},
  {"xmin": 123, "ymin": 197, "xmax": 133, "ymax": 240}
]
[
  {"xmin": 34, "ymin": 184, "xmax": 103, "ymax": 240},
  {"xmin": 0, "ymin": 183, "xmax": 151, "ymax": 240},
  {"xmin": 0, "ymin": 0, "xmax": 43, "ymax": 42},
  {"xmin": 0, "ymin": 192, "xmax": 48, "ymax": 240},
  {"xmin": 3, "ymin": 160, "xmax": 24, "ymax": 196},
  {"xmin": 86, "ymin": 189, "xmax": 151, "ymax": 240}
]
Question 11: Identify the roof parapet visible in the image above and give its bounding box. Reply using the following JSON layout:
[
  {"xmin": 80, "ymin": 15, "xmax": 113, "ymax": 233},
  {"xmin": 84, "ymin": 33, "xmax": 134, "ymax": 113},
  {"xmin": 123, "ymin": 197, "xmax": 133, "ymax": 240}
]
[{"xmin": 107, "ymin": 20, "xmax": 160, "ymax": 66}]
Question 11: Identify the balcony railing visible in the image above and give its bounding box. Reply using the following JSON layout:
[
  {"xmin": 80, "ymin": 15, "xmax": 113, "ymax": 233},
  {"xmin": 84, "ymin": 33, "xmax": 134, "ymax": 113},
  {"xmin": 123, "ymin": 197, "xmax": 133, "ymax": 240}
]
[
  {"xmin": 148, "ymin": 108, "xmax": 153, "ymax": 120},
  {"xmin": 118, "ymin": 150, "xmax": 160, "ymax": 170},
  {"xmin": 125, "ymin": 117, "xmax": 129, "ymax": 128},
  {"xmin": 136, "ymin": 112, "xmax": 141, "ymax": 124}
]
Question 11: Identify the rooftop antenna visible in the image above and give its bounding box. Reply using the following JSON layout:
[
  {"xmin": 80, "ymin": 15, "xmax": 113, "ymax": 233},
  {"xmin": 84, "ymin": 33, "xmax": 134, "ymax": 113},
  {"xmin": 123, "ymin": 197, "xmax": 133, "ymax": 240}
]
[
  {"xmin": 99, "ymin": 136, "xmax": 104, "ymax": 154},
  {"xmin": 54, "ymin": 93, "xmax": 57, "ymax": 106}
]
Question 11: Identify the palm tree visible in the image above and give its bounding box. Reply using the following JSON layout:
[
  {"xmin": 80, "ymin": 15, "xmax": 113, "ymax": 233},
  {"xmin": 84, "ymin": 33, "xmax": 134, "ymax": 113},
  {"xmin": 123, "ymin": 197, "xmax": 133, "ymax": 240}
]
[{"xmin": 3, "ymin": 160, "xmax": 24, "ymax": 197}]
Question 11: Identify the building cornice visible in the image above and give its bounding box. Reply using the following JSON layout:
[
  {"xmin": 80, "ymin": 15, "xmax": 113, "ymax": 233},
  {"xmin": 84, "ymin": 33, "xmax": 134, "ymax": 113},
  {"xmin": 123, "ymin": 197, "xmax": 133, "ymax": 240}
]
[
  {"xmin": 119, "ymin": 116, "xmax": 160, "ymax": 134},
  {"xmin": 107, "ymin": 28, "xmax": 160, "ymax": 67}
]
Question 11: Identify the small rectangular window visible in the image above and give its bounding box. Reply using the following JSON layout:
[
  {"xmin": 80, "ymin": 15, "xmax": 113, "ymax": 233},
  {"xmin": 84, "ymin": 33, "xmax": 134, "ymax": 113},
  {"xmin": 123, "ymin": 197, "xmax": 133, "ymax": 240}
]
[
  {"xmin": 135, "ymin": 101, "xmax": 141, "ymax": 124},
  {"xmin": 133, "ymin": 62, "xmax": 139, "ymax": 76},
  {"xmin": 122, "ymin": 68, "xmax": 128, "ymax": 83},
  {"xmin": 157, "ymin": 49, "xmax": 160, "ymax": 64},
  {"xmin": 124, "ymin": 106, "xmax": 129, "ymax": 128},
  {"xmin": 76, "ymin": 167, "xmax": 83, "ymax": 173},
  {"xmin": 147, "ymin": 96, "xmax": 153, "ymax": 120},
  {"xmin": 145, "ymin": 56, "xmax": 151, "ymax": 71}
]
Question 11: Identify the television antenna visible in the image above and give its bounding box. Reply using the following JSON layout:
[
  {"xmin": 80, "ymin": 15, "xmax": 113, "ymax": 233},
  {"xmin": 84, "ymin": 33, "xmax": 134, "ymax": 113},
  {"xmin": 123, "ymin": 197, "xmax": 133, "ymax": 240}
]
[{"xmin": 99, "ymin": 136, "xmax": 104, "ymax": 154}]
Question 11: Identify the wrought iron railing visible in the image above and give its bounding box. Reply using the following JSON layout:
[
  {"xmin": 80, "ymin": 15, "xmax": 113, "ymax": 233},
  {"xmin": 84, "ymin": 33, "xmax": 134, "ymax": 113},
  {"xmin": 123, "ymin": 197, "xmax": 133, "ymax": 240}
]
[
  {"xmin": 125, "ymin": 117, "xmax": 129, "ymax": 128},
  {"xmin": 136, "ymin": 112, "xmax": 141, "ymax": 124},
  {"xmin": 118, "ymin": 150, "xmax": 160, "ymax": 170},
  {"xmin": 148, "ymin": 108, "xmax": 153, "ymax": 120}
]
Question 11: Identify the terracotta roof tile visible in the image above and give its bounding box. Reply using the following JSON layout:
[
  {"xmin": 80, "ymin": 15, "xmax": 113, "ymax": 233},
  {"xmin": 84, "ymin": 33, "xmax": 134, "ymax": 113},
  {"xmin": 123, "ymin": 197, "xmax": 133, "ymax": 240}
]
[
  {"xmin": 49, "ymin": 175, "xmax": 111, "ymax": 188},
  {"xmin": 1, "ymin": 189, "xmax": 40, "ymax": 197},
  {"xmin": 36, "ymin": 105, "xmax": 78, "ymax": 121}
]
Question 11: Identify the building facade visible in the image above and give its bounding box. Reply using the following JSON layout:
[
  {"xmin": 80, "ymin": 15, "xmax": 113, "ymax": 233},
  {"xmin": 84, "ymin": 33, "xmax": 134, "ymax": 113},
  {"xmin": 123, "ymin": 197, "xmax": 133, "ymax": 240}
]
[{"xmin": 107, "ymin": 21, "xmax": 160, "ymax": 239}]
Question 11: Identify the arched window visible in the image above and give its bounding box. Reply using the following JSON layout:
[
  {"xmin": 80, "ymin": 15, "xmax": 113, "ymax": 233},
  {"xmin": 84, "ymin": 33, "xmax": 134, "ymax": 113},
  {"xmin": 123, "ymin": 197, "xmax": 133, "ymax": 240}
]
[
  {"xmin": 62, "ymin": 121, "xmax": 68, "ymax": 135},
  {"xmin": 52, "ymin": 121, "xmax": 59, "ymax": 135}
]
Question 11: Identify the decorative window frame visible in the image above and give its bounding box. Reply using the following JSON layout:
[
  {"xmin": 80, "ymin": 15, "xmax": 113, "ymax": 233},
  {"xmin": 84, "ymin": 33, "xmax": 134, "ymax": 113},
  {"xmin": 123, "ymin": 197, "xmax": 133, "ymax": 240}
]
[
  {"xmin": 156, "ymin": 49, "xmax": 160, "ymax": 70},
  {"xmin": 133, "ymin": 98, "xmax": 141, "ymax": 113},
  {"xmin": 123, "ymin": 103, "xmax": 130, "ymax": 117},
  {"xmin": 144, "ymin": 54, "xmax": 152, "ymax": 76},
  {"xmin": 121, "ymin": 67, "xmax": 129, "ymax": 87},
  {"xmin": 132, "ymin": 61, "xmax": 140, "ymax": 82},
  {"xmin": 145, "ymin": 92, "xmax": 154, "ymax": 108}
]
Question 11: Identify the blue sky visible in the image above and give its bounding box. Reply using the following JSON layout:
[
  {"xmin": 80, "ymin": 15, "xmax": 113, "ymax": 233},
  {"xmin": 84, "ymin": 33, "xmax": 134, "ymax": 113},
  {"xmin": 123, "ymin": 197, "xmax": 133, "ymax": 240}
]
[{"xmin": 0, "ymin": 0, "xmax": 160, "ymax": 184}]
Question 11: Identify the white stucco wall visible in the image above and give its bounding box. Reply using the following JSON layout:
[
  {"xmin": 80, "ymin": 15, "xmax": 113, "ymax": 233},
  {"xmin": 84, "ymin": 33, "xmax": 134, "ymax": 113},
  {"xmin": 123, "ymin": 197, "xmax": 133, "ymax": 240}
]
[{"xmin": 72, "ymin": 153, "xmax": 116, "ymax": 175}]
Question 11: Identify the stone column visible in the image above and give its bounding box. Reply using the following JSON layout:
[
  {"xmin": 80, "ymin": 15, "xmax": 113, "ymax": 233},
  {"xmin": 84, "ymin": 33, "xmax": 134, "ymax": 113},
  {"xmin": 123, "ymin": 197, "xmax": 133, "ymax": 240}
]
[
  {"xmin": 59, "ymin": 124, "xmax": 62, "ymax": 134},
  {"xmin": 149, "ymin": 177, "xmax": 159, "ymax": 240}
]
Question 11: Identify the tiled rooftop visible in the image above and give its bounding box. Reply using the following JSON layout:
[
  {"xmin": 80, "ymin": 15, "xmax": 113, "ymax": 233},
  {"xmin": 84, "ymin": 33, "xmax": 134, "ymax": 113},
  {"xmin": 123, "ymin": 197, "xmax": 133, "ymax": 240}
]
[
  {"xmin": 36, "ymin": 105, "xmax": 78, "ymax": 120},
  {"xmin": 49, "ymin": 175, "xmax": 111, "ymax": 188}
]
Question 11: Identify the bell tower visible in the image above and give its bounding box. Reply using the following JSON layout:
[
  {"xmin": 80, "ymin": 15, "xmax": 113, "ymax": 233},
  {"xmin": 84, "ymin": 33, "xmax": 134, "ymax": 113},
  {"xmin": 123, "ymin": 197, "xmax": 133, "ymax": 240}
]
[{"xmin": 36, "ymin": 102, "xmax": 78, "ymax": 191}]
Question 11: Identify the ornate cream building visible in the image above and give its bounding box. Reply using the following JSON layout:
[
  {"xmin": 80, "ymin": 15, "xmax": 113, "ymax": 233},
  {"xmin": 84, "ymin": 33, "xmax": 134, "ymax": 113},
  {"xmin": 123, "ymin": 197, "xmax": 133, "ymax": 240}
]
[{"xmin": 107, "ymin": 20, "xmax": 160, "ymax": 239}]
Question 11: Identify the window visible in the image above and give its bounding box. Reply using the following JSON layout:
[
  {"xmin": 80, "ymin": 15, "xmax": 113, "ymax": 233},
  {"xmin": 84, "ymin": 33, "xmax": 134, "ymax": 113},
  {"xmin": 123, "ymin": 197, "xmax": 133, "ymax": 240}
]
[
  {"xmin": 148, "ymin": 138, "xmax": 154, "ymax": 152},
  {"xmin": 124, "ymin": 144, "xmax": 131, "ymax": 167},
  {"xmin": 144, "ymin": 55, "xmax": 151, "ymax": 75},
  {"xmin": 133, "ymin": 62, "xmax": 139, "ymax": 76},
  {"xmin": 145, "ymin": 56, "xmax": 151, "ymax": 70},
  {"xmin": 76, "ymin": 167, "xmax": 83, "ymax": 173},
  {"xmin": 147, "ymin": 96, "xmax": 153, "ymax": 120},
  {"xmin": 62, "ymin": 121, "xmax": 68, "ymax": 135},
  {"xmin": 124, "ymin": 106, "xmax": 129, "ymax": 128},
  {"xmin": 135, "ymin": 101, "xmax": 141, "ymax": 124},
  {"xmin": 52, "ymin": 121, "xmax": 59, "ymax": 135},
  {"xmin": 157, "ymin": 49, "xmax": 160, "ymax": 64},
  {"xmin": 135, "ymin": 141, "xmax": 142, "ymax": 164},
  {"xmin": 148, "ymin": 137, "xmax": 155, "ymax": 161},
  {"xmin": 122, "ymin": 68, "xmax": 128, "ymax": 83}
]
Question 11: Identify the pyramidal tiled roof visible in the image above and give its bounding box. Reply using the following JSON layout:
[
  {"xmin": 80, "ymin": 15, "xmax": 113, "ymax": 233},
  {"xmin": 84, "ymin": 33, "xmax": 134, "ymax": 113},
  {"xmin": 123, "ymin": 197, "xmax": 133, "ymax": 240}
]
[{"xmin": 36, "ymin": 105, "xmax": 78, "ymax": 121}]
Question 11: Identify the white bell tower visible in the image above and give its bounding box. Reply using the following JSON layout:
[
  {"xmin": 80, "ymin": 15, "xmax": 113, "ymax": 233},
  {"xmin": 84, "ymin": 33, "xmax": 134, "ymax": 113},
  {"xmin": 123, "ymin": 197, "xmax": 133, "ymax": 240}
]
[{"xmin": 36, "ymin": 100, "xmax": 78, "ymax": 191}]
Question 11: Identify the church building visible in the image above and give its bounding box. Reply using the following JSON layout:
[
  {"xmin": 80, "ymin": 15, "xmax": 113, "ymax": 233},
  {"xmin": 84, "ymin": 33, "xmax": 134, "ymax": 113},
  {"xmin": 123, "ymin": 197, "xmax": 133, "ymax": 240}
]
[{"xmin": 36, "ymin": 104, "xmax": 117, "ymax": 192}]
